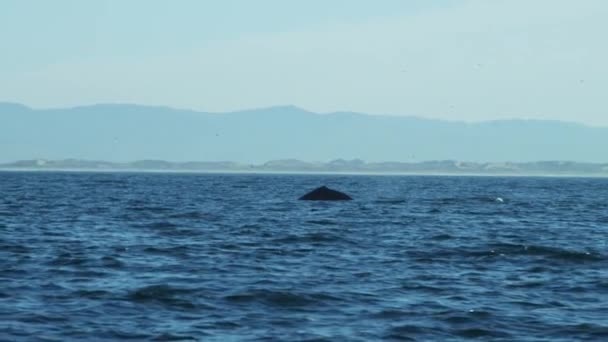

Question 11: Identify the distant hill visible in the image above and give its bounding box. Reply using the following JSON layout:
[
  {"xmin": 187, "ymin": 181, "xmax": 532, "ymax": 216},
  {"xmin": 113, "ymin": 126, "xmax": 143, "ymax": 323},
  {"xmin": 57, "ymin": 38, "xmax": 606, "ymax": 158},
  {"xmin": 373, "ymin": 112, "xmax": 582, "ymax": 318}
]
[
  {"xmin": 2, "ymin": 158, "xmax": 607, "ymax": 176},
  {"xmin": 1, "ymin": 102, "xmax": 607, "ymax": 163}
]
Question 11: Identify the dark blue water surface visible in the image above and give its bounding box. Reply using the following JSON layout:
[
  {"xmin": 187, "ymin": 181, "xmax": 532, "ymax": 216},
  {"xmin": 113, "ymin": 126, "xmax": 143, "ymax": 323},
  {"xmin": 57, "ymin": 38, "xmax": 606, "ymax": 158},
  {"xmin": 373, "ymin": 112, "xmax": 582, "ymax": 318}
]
[{"xmin": 1, "ymin": 172, "xmax": 607, "ymax": 341}]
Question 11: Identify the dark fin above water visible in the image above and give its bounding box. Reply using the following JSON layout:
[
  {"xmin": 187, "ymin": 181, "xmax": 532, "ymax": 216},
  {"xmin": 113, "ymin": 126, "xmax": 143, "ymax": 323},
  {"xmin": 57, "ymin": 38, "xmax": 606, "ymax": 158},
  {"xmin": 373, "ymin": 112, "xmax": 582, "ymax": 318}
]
[{"xmin": 299, "ymin": 186, "xmax": 352, "ymax": 201}]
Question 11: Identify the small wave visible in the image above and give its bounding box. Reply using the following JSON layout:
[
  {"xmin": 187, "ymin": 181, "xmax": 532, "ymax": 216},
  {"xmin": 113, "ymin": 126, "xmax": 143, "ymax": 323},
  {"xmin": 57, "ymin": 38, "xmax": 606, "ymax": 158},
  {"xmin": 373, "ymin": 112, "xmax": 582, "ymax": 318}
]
[
  {"xmin": 0, "ymin": 268, "xmax": 30, "ymax": 277},
  {"xmin": 92, "ymin": 179, "xmax": 127, "ymax": 185},
  {"xmin": 216, "ymin": 243, "xmax": 241, "ymax": 251},
  {"xmin": 0, "ymin": 244, "xmax": 30, "ymax": 254},
  {"xmin": 146, "ymin": 221, "xmax": 180, "ymax": 229},
  {"xmin": 400, "ymin": 284, "xmax": 446, "ymax": 294},
  {"xmin": 368, "ymin": 309, "xmax": 410, "ymax": 319},
  {"xmin": 453, "ymin": 328, "xmax": 511, "ymax": 339},
  {"xmin": 128, "ymin": 284, "xmax": 195, "ymax": 300},
  {"xmin": 168, "ymin": 211, "xmax": 208, "ymax": 219},
  {"xmin": 231, "ymin": 184, "xmax": 249, "ymax": 189},
  {"xmin": 100, "ymin": 330, "xmax": 152, "ymax": 340},
  {"xmin": 384, "ymin": 324, "xmax": 435, "ymax": 340},
  {"xmin": 555, "ymin": 323, "xmax": 608, "ymax": 339},
  {"xmin": 272, "ymin": 232, "xmax": 345, "ymax": 245},
  {"xmin": 224, "ymin": 289, "xmax": 341, "ymax": 308},
  {"xmin": 431, "ymin": 234, "xmax": 452, "ymax": 240},
  {"xmin": 73, "ymin": 289, "xmax": 112, "ymax": 299},
  {"xmin": 432, "ymin": 196, "xmax": 507, "ymax": 205},
  {"xmin": 127, "ymin": 205, "xmax": 173, "ymax": 212},
  {"xmin": 239, "ymin": 223, "xmax": 261, "ymax": 230},
  {"xmin": 18, "ymin": 313, "xmax": 70, "ymax": 324},
  {"xmin": 143, "ymin": 245, "xmax": 190, "ymax": 256},
  {"xmin": 375, "ymin": 199, "xmax": 407, "ymax": 205},
  {"xmin": 66, "ymin": 270, "xmax": 111, "ymax": 279},
  {"xmin": 417, "ymin": 243, "xmax": 605, "ymax": 263},
  {"xmin": 506, "ymin": 281, "xmax": 546, "ymax": 289},
  {"xmin": 127, "ymin": 284, "xmax": 198, "ymax": 309},
  {"xmin": 151, "ymin": 333, "xmax": 199, "ymax": 341},
  {"xmin": 100, "ymin": 255, "xmax": 125, "ymax": 268},
  {"xmin": 486, "ymin": 243, "xmax": 604, "ymax": 262},
  {"xmin": 595, "ymin": 281, "xmax": 608, "ymax": 292},
  {"xmin": 305, "ymin": 219, "xmax": 338, "ymax": 226},
  {"xmin": 525, "ymin": 266, "xmax": 550, "ymax": 273},
  {"xmin": 48, "ymin": 252, "xmax": 89, "ymax": 266},
  {"xmin": 507, "ymin": 300, "xmax": 546, "ymax": 309},
  {"xmin": 353, "ymin": 271, "xmax": 372, "ymax": 278}
]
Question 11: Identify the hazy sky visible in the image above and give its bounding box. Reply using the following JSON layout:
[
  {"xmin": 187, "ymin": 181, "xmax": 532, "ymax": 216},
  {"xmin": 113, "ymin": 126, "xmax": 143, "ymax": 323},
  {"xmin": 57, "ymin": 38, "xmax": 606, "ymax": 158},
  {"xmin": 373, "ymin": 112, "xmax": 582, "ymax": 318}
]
[{"xmin": 1, "ymin": 0, "xmax": 607, "ymax": 125}]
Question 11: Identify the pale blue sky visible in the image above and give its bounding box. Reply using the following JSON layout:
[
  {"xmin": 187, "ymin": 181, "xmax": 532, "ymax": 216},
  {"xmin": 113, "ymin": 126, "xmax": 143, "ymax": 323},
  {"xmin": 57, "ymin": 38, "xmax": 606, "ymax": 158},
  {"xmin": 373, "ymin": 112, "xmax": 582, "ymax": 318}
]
[{"xmin": 1, "ymin": 0, "xmax": 607, "ymax": 125}]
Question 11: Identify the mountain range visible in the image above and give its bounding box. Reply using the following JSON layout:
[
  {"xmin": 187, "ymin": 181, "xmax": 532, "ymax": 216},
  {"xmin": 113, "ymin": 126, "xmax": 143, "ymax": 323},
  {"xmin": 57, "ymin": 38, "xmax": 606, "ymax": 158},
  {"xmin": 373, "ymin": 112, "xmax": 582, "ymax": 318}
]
[
  {"xmin": 1, "ymin": 102, "xmax": 607, "ymax": 164},
  {"xmin": 2, "ymin": 158, "xmax": 607, "ymax": 176}
]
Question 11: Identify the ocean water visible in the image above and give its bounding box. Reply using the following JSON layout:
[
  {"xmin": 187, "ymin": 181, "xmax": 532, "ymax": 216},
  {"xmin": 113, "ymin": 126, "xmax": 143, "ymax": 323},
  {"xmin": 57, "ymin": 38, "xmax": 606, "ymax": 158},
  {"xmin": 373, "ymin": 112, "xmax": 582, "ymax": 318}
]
[{"xmin": 1, "ymin": 172, "xmax": 607, "ymax": 341}]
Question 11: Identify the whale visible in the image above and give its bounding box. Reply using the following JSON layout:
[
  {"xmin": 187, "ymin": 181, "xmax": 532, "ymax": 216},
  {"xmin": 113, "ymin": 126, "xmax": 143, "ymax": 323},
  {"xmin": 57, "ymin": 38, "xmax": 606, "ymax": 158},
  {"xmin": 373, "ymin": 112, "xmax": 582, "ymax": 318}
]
[{"xmin": 299, "ymin": 186, "xmax": 352, "ymax": 201}]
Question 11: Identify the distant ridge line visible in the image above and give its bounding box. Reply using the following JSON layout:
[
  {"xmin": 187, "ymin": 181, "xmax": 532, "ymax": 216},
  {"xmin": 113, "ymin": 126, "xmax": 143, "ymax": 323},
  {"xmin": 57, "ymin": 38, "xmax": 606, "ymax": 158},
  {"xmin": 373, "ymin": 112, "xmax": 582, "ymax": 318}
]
[
  {"xmin": 2, "ymin": 159, "xmax": 607, "ymax": 176},
  {"xmin": 2, "ymin": 102, "xmax": 608, "ymax": 164},
  {"xmin": 0, "ymin": 101, "xmax": 601, "ymax": 127}
]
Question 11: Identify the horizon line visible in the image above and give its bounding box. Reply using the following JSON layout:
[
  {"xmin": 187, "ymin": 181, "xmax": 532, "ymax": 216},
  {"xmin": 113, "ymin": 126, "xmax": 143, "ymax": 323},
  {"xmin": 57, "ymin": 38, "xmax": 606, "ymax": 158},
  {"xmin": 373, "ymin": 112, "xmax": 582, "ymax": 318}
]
[{"xmin": 3, "ymin": 158, "xmax": 608, "ymax": 166}]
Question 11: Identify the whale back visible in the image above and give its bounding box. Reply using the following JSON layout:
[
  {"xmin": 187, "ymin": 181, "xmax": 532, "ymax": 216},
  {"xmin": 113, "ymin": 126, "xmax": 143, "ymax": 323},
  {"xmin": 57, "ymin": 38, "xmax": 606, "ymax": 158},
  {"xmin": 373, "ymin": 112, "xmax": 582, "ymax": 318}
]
[{"xmin": 299, "ymin": 186, "xmax": 352, "ymax": 201}]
